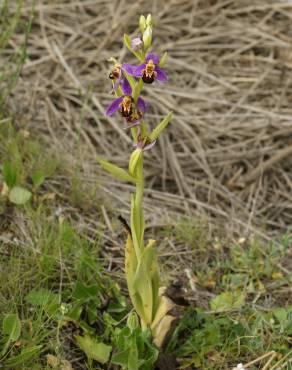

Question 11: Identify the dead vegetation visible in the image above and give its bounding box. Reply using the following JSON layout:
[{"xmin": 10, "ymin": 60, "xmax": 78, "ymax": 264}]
[{"xmin": 7, "ymin": 0, "xmax": 292, "ymax": 248}]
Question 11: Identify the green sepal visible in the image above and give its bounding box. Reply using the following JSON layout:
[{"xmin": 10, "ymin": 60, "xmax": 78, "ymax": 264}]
[
  {"xmin": 129, "ymin": 148, "xmax": 143, "ymax": 177},
  {"xmin": 124, "ymin": 33, "xmax": 132, "ymax": 49},
  {"xmin": 149, "ymin": 111, "xmax": 173, "ymax": 142},
  {"xmin": 123, "ymin": 70, "xmax": 136, "ymax": 92},
  {"xmin": 159, "ymin": 52, "xmax": 168, "ymax": 67},
  {"xmin": 97, "ymin": 156, "xmax": 137, "ymax": 183}
]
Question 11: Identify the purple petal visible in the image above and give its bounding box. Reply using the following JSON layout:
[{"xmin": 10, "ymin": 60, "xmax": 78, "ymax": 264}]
[
  {"xmin": 143, "ymin": 140, "xmax": 156, "ymax": 151},
  {"xmin": 146, "ymin": 53, "xmax": 160, "ymax": 65},
  {"xmin": 125, "ymin": 119, "xmax": 141, "ymax": 129},
  {"xmin": 122, "ymin": 63, "xmax": 136, "ymax": 76},
  {"xmin": 121, "ymin": 78, "xmax": 132, "ymax": 95},
  {"xmin": 105, "ymin": 96, "xmax": 123, "ymax": 116},
  {"xmin": 155, "ymin": 67, "xmax": 168, "ymax": 82},
  {"xmin": 133, "ymin": 64, "xmax": 146, "ymax": 77},
  {"xmin": 137, "ymin": 97, "xmax": 147, "ymax": 113}
]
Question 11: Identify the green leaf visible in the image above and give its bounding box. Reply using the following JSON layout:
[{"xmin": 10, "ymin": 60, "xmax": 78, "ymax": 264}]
[
  {"xmin": 31, "ymin": 170, "xmax": 45, "ymax": 188},
  {"xmin": 25, "ymin": 288, "xmax": 59, "ymax": 307},
  {"xmin": 76, "ymin": 335, "xmax": 112, "ymax": 364},
  {"xmin": 129, "ymin": 149, "xmax": 143, "ymax": 177},
  {"xmin": 149, "ymin": 112, "xmax": 173, "ymax": 142},
  {"xmin": 210, "ymin": 291, "xmax": 245, "ymax": 312},
  {"xmin": 3, "ymin": 345, "xmax": 42, "ymax": 367},
  {"xmin": 132, "ymin": 243, "xmax": 158, "ymax": 325},
  {"xmin": 26, "ymin": 289, "xmax": 59, "ymax": 316},
  {"xmin": 3, "ymin": 161, "xmax": 18, "ymax": 188},
  {"xmin": 72, "ymin": 282, "xmax": 100, "ymax": 306},
  {"xmin": 159, "ymin": 52, "xmax": 168, "ymax": 67},
  {"xmin": 1, "ymin": 314, "xmax": 21, "ymax": 355},
  {"xmin": 97, "ymin": 156, "xmax": 137, "ymax": 183},
  {"xmin": 9, "ymin": 186, "xmax": 31, "ymax": 205},
  {"xmin": 112, "ymin": 348, "xmax": 131, "ymax": 368},
  {"xmin": 273, "ymin": 307, "xmax": 287, "ymax": 323}
]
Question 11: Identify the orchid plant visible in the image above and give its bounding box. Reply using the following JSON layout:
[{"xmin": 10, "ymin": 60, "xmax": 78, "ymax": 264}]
[{"xmin": 98, "ymin": 14, "xmax": 174, "ymax": 348}]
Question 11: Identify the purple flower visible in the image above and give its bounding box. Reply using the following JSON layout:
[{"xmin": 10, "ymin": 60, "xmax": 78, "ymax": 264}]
[
  {"xmin": 123, "ymin": 53, "xmax": 168, "ymax": 84},
  {"xmin": 106, "ymin": 67, "xmax": 135, "ymax": 119},
  {"xmin": 125, "ymin": 97, "xmax": 147, "ymax": 128},
  {"xmin": 109, "ymin": 64, "xmax": 132, "ymax": 95},
  {"xmin": 105, "ymin": 89, "xmax": 147, "ymax": 129},
  {"xmin": 131, "ymin": 37, "xmax": 143, "ymax": 51},
  {"xmin": 106, "ymin": 95, "xmax": 133, "ymax": 118}
]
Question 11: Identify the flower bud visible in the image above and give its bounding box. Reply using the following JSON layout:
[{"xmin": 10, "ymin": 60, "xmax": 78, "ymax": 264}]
[
  {"xmin": 146, "ymin": 14, "xmax": 152, "ymax": 27},
  {"xmin": 131, "ymin": 37, "xmax": 143, "ymax": 51},
  {"xmin": 127, "ymin": 311, "xmax": 139, "ymax": 332},
  {"xmin": 143, "ymin": 26, "xmax": 152, "ymax": 49},
  {"xmin": 139, "ymin": 15, "xmax": 146, "ymax": 34}
]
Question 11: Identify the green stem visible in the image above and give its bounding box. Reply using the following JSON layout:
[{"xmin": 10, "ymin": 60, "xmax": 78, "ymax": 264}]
[{"xmin": 135, "ymin": 154, "xmax": 145, "ymax": 250}]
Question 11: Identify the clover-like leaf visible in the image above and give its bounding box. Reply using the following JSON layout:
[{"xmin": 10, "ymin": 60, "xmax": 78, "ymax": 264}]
[{"xmin": 9, "ymin": 186, "xmax": 32, "ymax": 205}]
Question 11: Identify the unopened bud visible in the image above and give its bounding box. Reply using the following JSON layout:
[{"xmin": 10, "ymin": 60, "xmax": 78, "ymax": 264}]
[
  {"xmin": 139, "ymin": 15, "xmax": 146, "ymax": 34},
  {"xmin": 143, "ymin": 26, "xmax": 152, "ymax": 49},
  {"xmin": 131, "ymin": 37, "xmax": 143, "ymax": 51},
  {"xmin": 127, "ymin": 311, "xmax": 139, "ymax": 332},
  {"xmin": 146, "ymin": 14, "xmax": 152, "ymax": 27}
]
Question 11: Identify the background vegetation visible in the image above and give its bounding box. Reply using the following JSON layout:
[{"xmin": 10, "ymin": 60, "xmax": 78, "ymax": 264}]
[{"xmin": 0, "ymin": 0, "xmax": 291, "ymax": 369}]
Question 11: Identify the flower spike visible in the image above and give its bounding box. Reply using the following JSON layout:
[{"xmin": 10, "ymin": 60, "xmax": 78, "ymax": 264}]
[{"xmin": 101, "ymin": 15, "xmax": 176, "ymax": 355}]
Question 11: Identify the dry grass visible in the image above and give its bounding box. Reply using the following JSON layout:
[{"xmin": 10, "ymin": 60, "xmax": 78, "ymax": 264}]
[{"xmin": 8, "ymin": 0, "xmax": 292, "ymax": 252}]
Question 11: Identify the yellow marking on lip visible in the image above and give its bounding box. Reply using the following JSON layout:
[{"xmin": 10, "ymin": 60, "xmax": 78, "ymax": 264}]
[{"xmin": 145, "ymin": 59, "xmax": 155, "ymax": 77}]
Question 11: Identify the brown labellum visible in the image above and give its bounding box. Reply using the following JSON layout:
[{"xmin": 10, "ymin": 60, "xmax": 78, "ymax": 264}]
[
  {"xmin": 120, "ymin": 96, "xmax": 133, "ymax": 118},
  {"xmin": 109, "ymin": 66, "xmax": 121, "ymax": 80}
]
